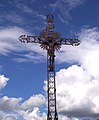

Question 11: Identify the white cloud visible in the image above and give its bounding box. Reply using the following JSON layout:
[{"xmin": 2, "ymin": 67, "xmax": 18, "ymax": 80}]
[
  {"xmin": 4, "ymin": 115, "xmax": 17, "ymax": 120},
  {"xmin": 0, "ymin": 26, "xmax": 27, "ymax": 55},
  {"xmin": 56, "ymin": 65, "xmax": 96, "ymax": 117},
  {"xmin": 0, "ymin": 96, "xmax": 22, "ymax": 111},
  {"xmin": 56, "ymin": 27, "xmax": 99, "ymax": 77},
  {"xmin": 0, "ymin": 26, "xmax": 46, "ymax": 62},
  {"xmin": 0, "ymin": 111, "xmax": 18, "ymax": 120},
  {"xmin": 21, "ymin": 94, "xmax": 46, "ymax": 110},
  {"xmin": 54, "ymin": 27, "xmax": 99, "ymax": 118},
  {"xmin": 0, "ymin": 74, "xmax": 46, "ymax": 119},
  {"xmin": 19, "ymin": 107, "xmax": 46, "ymax": 120},
  {"xmin": 13, "ymin": 50, "xmax": 46, "ymax": 63},
  {"xmin": 0, "ymin": 93, "xmax": 46, "ymax": 119},
  {"xmin": 58, "ymin": 115, "xmax": 79, "ymax": 120},
  {"xmin": 0, "ymin": 111, "xmax": 6, "ymax": 120},
  {"xmin": 0, "ymin": 75, "xmax": 9, "ymax": 90},
  {"xmin": 0, "ymin": 94, "xmax": 46, "ymax": 112}
]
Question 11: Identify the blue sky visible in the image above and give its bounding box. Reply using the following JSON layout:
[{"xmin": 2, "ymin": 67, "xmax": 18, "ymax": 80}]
[{"xmin": 0, "ymin": 0, "xmax": 99, "ymax": 120}]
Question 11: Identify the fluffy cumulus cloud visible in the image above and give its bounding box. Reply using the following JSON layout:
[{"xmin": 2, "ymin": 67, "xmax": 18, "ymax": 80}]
[
  {"xmin": 0, "ymin": 111, "xmax": 6, "ymax": 120},
  {"xmin": 0, "ymin": 95, "xmax": 46, "ymax": 120},
  {"xmin": 18, "ymin": 94, "xmax": 46, "ymax": 120},
  {"xmin": 0, "ymin": 76, "xmax": 18, "ymax": 120},
  {"xmin": 0, "ymin": 111, "xmax": 18, "ymax": 120},
  {"xmin": 0, "ymin": 74, "xmax": 46, "ymax": 120},
  {"xmin": 56, "ymin": 66, "xmax": 95, "ymax": 116},
  {"xmin": 0, "ymin": 74, "xmax": 9, "ymax": 90},
  {"xmin": 0, "ymin": 96, "xmax": 22, "ymax": 111},
  {"xmin": 54, "ymin": 27, "xmax": 99, "ymax": 119},
  {"xmin": 21, "ymin": 94, "xmax": 46, "ymax": 110},
  {"xmin": 0, "ymin": 94, "xmax": 46, "ymax": 120},
  {"xmin": 19, "ymin": 107, "xmax": 46, "ymax": 120}
]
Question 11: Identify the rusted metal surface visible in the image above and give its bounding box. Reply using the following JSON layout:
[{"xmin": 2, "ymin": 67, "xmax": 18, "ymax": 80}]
[{"xmin": 19, "ymin": 14, "xmax": 80, "ymax": 120}]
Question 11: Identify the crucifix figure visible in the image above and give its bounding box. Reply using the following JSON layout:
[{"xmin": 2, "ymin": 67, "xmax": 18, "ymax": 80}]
[{"xmin": 19, "ymin": 14, "xmax": 80, "ymax": 120}]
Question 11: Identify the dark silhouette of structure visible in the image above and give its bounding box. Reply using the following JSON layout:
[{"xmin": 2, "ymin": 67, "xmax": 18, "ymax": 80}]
[{"xmin": 19, "ymin": 14, "xmax": 80, "ymax": 120}]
